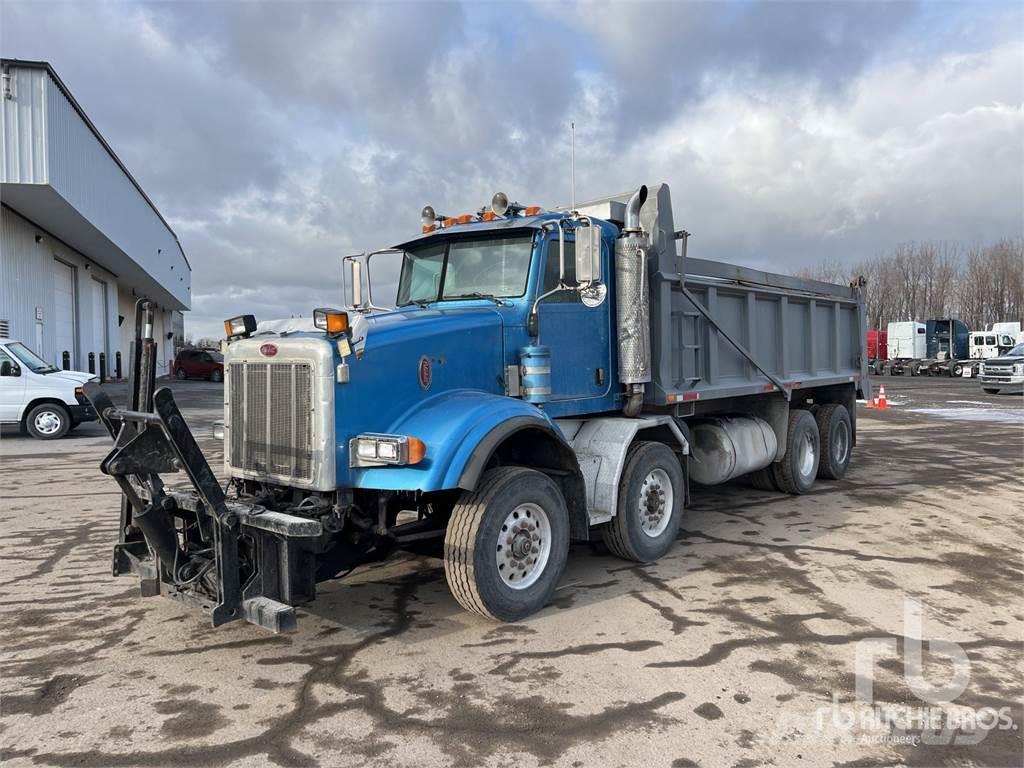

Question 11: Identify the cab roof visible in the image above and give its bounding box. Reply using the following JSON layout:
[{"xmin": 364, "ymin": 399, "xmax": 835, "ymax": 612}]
[{"xmin": 396, "ymin": 212, "xmax": 614, "ymax": 251}]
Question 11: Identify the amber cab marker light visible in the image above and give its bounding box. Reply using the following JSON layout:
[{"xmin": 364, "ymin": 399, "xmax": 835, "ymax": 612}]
[
  {"xmin": 481, "ymin": 211, "xmax": 497, "ymax": 222},
  {"xmin": 407, "ymin": 437, "xmax": 426, "ymax": 465},
  {"xmin": 313, "ymin": 308, "xmax": 349, "ymax": 335},
  {"xmin": 524, "ymin": 206, "xmax": 541, "ymax": 216}
]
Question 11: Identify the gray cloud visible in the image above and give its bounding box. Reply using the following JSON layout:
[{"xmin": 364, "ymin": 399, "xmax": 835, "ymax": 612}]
[{"xmin": 1, "ymin": 0, "xmax": 1021, "ymax": 340}]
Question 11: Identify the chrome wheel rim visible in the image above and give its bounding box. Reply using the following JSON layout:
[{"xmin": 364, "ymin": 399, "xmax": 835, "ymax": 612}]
[
  {"xmin": 833, "ymin": 420, "xmax": 850, "ymax": 466},
  {"xmin": 496, "ymin": 502, "xmax": 551, "ymax": 590},
  {"xmin": 639, "ymin": 468, "xmax": 673, "ymax": 538},
  {"xmin": 797, "ymin": 432, "xmax": 816, "ymax": 479},
  {"xmin": 34, "ymin": 410, "xmax": 63, "ymax": 435}
]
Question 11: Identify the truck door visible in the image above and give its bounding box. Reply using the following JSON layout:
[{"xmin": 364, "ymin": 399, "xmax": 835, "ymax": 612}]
[
  {"xmin": 0, "ymin": 347, "xmax": 27, "ymax": 423},
  {"xmin": 536, "ymin": 236, "xmax": 612, "ymax": 401}
]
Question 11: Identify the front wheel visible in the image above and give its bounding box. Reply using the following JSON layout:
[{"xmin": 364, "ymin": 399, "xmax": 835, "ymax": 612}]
[
  {"xmin": 175, "ymin": 367, "xmax": 188, "ymax": 380},
  {"xmin": 951, "ymin": 363, "xmax": 963, "ymax": 377},
  {"xmin": 210, "ymin": 369, "xmax": 223, "ymax": 383},
  {"xmin": 603, "ymin": 441, "xmax": 685, "ymax": 562},
  {"xmin": 444, "ymin": 467, "xmax": 569, "ymax": 621},
  {"xmin": 26, "ymin": 403, "xmax": 70, "ymax": 440}
]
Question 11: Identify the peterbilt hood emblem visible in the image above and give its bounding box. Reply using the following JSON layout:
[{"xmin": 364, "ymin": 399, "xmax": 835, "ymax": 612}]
[
  {"xmin": 418, "ymin": 356, "xmax": 432, "ymax": 389},
  {"xmin": 259, "ymin": 343, "xmax": 278, "ymax": 357}
]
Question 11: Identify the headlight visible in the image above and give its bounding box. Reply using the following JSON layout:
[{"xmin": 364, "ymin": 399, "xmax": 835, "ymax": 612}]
[
  {"xmin": 350, "ymin": 434, "xmax": 425, "ymax": 467},
  {"xmin": 979, "ymin": 363, "xmax": 986, "ymax": 375},
  {"xmin": 1015, "ymin": 364, "xmax": 1024, "ymax": 375}
]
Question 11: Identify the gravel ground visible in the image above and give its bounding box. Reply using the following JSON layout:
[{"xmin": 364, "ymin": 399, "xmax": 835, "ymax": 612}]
[{"xmin": 1, "ymin": 376, "xmax": 1021, "ymax": 768}]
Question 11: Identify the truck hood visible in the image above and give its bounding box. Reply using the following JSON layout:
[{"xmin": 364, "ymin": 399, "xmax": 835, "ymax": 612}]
[
  {"xmin": 361, "ymin": 306, "xmax": 504, "ymax": 352},
  {"xmin": 43, "ymin": 369, "xmax": 94, "ymax": 385},
  {"xmin": 337, "ymin": 306, "xmax": 507, "ymax": 473},
  {"xmin": 984, "ymin": 355, "xmax": 1024, "ymax": 365}
]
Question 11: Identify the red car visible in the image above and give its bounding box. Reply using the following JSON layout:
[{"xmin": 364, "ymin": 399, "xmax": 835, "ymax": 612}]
[{"xmin": 173, "ymin": 349, "xmax": 224, "ymax": 382}]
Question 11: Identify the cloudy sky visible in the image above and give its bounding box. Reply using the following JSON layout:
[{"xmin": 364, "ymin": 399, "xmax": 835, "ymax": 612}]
[{"xmin": 2, "ymin": 0, "xmax": 1022, "ymax": 339}]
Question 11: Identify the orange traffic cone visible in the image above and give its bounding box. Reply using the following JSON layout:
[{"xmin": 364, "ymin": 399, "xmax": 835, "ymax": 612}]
[
  {"xmin": 865, "ymin": 394, "xmax": 875, "ymax": 409},
  {"xmin": 876, "ymin": 385, "xmax": 889, "ymax": 410}
]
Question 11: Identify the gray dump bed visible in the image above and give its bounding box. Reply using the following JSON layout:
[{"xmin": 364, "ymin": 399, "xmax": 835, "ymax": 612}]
[{"xmin": 577, "ymin": 183, "xmax": 869, "ymax": 407}]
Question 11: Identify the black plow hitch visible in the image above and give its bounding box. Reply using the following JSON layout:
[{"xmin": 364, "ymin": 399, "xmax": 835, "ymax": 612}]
[{"xmin": 85, "ymin": 300, "xmax": 320, "ymax": 633}]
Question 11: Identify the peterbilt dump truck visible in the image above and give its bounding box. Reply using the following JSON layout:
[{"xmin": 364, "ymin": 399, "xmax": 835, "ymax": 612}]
[{"xmin": 86, "ymin": 183, "xmax": 869, "ymax": 632}]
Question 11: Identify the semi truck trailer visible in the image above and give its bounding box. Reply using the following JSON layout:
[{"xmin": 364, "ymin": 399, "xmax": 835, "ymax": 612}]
[{"xmin": 86, "ymin": 183, "xmax": 869, "ymax": 632}]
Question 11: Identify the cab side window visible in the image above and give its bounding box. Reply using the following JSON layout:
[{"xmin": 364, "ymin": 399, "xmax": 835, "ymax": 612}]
[
  {"xmin": 542, "ymin": 240, "xmax": 579, "ymax": 303},
  {"xmin": 0, "ymin": 348, "xmax": 16, "ymax": 374}
]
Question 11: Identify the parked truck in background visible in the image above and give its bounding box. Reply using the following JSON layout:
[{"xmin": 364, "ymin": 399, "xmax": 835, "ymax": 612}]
[
  {"xmin": 85, "ymin": 183, "xmax": 869, "ymax": 632},
  {"xmin": 866, "ymin": 329, "xmax": 887, "ymax": 375},
  {"xmin": 878, "ymin": 318, "xmax": 1021, "ymax": 378}
]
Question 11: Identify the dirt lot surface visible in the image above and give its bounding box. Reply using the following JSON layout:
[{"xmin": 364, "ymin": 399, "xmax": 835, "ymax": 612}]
[{"xmin": 2, "ymin": 377, "xmax": 1021, "ymax": 768}]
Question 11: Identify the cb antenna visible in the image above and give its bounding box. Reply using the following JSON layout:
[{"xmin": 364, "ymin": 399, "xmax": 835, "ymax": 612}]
[{"xmin": 570, "ymin": 121, "xmax": 576, "ymax": 212}]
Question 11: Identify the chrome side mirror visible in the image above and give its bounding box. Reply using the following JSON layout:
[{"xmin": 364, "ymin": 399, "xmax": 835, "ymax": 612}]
[
  {"xmin": 575, "ymin": 224, "xmax": 602, "ymax": 284},
  {"xmin": 351, "ymin": 260, "xmax": 363, "ymax": 307}
]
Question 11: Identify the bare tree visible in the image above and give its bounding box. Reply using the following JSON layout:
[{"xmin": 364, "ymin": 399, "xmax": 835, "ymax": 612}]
[{"xmin": 792, "ymin": 238, "xmax": 1023, "ymax": 332}]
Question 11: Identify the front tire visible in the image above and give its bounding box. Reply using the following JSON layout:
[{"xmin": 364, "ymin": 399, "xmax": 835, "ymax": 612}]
[
  {"xmin": 26, "ymin": 403, "xmax": 70, "ymax": 440},
  {"xmin": 444, "ymin": 467, "xmax": 569, "ymax": 621},
  {"xmin": 771, "ymin": 409, "xmax": 820, "ymax": 494},
  {"xmin": 210, "ymin": 369, "xmax": 223, "ymax": 383},
  {"xmin": 603, "ymin": 441, "xmax": 685, "ymax": 562},
  {"xmin": 815, "ymin": 404, "xmax": 852, "ymax": 480},
  {"xmin": 175, "ymin": 367, "xmax": 188, "ymax": 380}
]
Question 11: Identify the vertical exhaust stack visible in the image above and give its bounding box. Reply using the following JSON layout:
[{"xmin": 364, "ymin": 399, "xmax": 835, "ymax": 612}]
[{"xmin": 616, "ymin": 185, "xmax": 651, "ymax": 417}]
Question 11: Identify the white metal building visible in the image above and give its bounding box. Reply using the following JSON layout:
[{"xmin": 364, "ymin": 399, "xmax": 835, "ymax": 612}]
[{"xmin": 1, "ymin": 59, "xmax": 189, "ymax": 377}]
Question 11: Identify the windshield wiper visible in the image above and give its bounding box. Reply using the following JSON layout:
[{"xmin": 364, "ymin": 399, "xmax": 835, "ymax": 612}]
[
  {"xmin": 398, "ymin": 298, "xmax": 433, "ymax": 308},
  {"xmin": 444, "ymin": 292, "xmax": 508, "ymax": 306}
]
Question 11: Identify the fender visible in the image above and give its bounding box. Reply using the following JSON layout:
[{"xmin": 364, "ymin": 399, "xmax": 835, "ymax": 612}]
[{"xmin": 351, "ymin": 389, "xmax": 570, "ymax": 493}]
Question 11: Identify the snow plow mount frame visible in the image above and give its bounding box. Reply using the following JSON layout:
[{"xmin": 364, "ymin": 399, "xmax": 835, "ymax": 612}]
[{"xmin": 83, "ymin": 299, "xmax": 320, "ymax": 634}]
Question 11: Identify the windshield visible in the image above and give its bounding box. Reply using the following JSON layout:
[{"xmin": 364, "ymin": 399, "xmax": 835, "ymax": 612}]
[
  {"xmin": 208, "ymin": 351, "xmax": 223, "ymax": 362},
  {"xmin": 7, "ymin": 342, "xmax": 57, "ymax": 373},
  {"xmin": 1007, "ymin": 343, "xmax": 1024, "ymax": 357},
  {"xmin": 396, "ymin": 234, "xmax": 535, "ymax": 306}
]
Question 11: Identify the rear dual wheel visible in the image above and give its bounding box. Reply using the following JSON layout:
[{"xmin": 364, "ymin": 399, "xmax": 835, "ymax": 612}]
[
  {"xmin": 814, "ymin": 404, "xmax": 852, "ymax": 480},
  {"xmin": 772, "ymin": 409, "xmax": 820, "ymax": 494}
]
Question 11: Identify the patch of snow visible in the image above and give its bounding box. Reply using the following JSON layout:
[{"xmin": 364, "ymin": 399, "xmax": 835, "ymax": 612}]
[
  {"xmin": 907, "ymin": 408, "xmax": 1024, "ymax": 424},
  {"xmin": 947, "ymin": 400, "xmax": 995, "ymax": 406}
]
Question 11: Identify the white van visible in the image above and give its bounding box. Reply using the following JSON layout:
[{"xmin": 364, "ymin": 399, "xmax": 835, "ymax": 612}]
[{"xmin": 0, "ymin": 338, "xmax": 98, "ymax": 439}]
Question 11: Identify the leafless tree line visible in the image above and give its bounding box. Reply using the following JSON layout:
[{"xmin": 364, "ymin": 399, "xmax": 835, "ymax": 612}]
[{"xmin": 795, "ymin": 239, "xmax": 1024, "ymax": 331}]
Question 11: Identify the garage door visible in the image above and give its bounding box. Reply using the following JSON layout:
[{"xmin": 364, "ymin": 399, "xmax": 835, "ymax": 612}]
[
  {"xmin": 91, "ymin": 278, "xmax": 109, "ymax": 359},
  {"xmin": 52, "ymin": 259, "xmax": 76, "ymax": 369}
]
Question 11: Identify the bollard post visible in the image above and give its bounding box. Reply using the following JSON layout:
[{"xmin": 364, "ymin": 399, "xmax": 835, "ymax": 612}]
[
  {"xmin": 115, "ymin": 350, "xmax": 122, "ymax": 380},
  {"xmin": 62, "ymin": 350, "xmax": 70, "ymax": 370},
  {"xmin": 99, "ymin": 352, "xmax": 107, "ymax": 383},
  {"xmin": 88, "ymin": 351, "xmax": 95, "ymax": 374}
]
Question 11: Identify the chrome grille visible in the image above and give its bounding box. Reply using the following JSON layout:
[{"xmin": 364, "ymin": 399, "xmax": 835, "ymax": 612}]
[{"xmin": 229, "ymin": 362, "xmax": 313, "ymax": 481}]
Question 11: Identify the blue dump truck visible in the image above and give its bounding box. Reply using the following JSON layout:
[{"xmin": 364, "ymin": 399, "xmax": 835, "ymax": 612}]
[{"xmin": 87, "ymin": 184, "xmax": 869, "ymax": 631}]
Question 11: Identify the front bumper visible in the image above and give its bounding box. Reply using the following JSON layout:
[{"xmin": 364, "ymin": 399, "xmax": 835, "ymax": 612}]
[
  {"xmin": 979, "ymin": 374, "xmax": 1024, "ymax": 392},
  {"xmin": 68, "ymin": 404, "xmax": 97, "ymax": 424}
]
